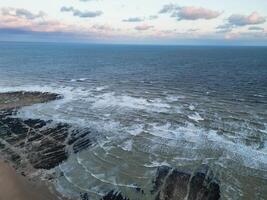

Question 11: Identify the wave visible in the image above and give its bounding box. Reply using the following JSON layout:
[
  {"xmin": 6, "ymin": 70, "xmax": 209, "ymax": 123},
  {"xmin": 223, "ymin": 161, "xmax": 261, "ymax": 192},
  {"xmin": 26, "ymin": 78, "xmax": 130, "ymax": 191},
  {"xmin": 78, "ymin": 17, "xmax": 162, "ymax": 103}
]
[
  {"xmin": 91, "ymin": 92, "xmax": 173, "ymax": 113},
  {"xmin": 70, "ymin": 78, "xmax": 88, "ymax": 82}
]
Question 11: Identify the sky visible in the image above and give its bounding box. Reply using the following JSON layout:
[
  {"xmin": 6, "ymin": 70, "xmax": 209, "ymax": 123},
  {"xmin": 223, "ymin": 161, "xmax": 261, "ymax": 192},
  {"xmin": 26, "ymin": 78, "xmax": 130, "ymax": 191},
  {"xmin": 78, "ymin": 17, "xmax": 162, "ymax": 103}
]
[{"xmin": 0, "ymin": 0, "xmax": 267, "ymax": 45}]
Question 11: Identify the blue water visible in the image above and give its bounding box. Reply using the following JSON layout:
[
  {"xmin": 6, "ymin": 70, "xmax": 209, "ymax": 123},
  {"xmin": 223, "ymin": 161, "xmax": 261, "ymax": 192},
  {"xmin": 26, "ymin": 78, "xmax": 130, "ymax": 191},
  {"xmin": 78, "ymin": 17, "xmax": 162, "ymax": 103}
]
[{"xmin": 0, "ymin": 42, "xmax": 267, "ymax": 199}]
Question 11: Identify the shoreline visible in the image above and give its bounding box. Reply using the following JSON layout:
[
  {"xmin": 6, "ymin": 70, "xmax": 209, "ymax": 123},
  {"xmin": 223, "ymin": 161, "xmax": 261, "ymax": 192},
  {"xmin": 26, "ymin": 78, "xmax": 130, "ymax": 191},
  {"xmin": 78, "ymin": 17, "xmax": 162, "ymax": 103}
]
[
  {"xmin": 0, "ymin": 159, "xmax": 66, "ymax": 200},
  {"xmin": 0, "ymin": 91, "xmax": 222, "ymax": 200},
  {"xmin": 0, "ymin": 91, "xmax": 70, "ymax": 200}
]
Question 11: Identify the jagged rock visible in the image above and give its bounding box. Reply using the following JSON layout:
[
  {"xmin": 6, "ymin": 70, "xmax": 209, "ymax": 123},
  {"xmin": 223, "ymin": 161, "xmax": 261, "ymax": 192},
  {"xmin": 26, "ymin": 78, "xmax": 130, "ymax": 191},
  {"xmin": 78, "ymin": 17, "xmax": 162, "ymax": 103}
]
[
  {"xmin": 101, "ymin": 191, "xmax": 129, "ymax": 200},
  {"xmin": 0, "ymin": 113, "xmax": 93, "ymax": 169},
  {"xmin": 0, "ymin": 91, "xmax": 61, "ymax": 110},
  {"xmin": 152, "ymin": 165, "xmax": 220, "ymax": 200},
  {"xmin": 0, "ymin": 92, "xmax": 93, "ymax": 172},
  {"xmin": 135, "ymin": 187, "xmax": 145, "ymax": 195},
  {"xmin": 80, "ymin": 192, "xmax": 89, "ymax": 200}
]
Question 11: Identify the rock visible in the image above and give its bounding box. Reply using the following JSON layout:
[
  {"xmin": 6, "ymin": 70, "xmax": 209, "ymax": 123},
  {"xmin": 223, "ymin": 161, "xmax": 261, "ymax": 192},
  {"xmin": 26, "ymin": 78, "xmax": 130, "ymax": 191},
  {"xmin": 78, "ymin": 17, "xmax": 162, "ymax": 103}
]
[
  {"xmin": 152, "ymin": 165, "xmax": 220, "ymax": 200},
  {"xmin": 101, "ymin": 191, "xmax": 129, "ymax": 200},
  {"xmin": 0, "ymin": 91, "xmax": 61, "ymax": 110},
  {"xmin": 0, "ymin": 112, "xmax": 93, "ymax": 170},
  {"xmin": 0, "ymin": 92, "xmax": 93, "ymax": 173},
  {"xmin": 80, "ymin": 192, "xmax": 89, "ymax": 200},
  {"xmin": 135, "ymin": 187, "xmax": 145, "ymax": 195}
]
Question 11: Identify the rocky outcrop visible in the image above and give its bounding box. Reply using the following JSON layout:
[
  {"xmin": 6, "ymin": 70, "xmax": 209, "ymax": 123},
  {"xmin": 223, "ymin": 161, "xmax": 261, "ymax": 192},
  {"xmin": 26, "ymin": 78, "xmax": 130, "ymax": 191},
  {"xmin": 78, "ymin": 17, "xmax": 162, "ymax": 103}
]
[
  {"xmin": 0, "ymin": 92, "xmax": 93, "ymax": 172},
  {"xmin": 0, "ymin": 91, "xmax": 61, "ymax": 110},
  {"xmin": 0, "ymin": 109, "xmax": 93, "ymax": 170},
  {"xmin": 152, "ymin": 165, "xmax": 220, "ymax": 200},
  {"xmin": 93, "ymin": 165, "xmax": 220, "ymax": 200}
]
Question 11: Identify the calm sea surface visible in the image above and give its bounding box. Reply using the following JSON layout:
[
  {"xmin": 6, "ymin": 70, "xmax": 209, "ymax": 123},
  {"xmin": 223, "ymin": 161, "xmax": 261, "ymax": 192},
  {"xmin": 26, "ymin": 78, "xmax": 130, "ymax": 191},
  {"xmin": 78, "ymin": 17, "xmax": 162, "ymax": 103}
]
[{"xmin": 0, "ymin": 42, "xmax": 266, "ymax": 199}]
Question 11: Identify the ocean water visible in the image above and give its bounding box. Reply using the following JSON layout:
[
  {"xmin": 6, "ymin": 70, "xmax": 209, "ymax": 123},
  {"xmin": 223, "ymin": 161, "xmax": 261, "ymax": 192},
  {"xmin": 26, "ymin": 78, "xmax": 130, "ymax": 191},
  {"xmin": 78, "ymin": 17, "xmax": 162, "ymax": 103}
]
[{"xmin": 0, "ymin": 42, "xmax": 266, "ymax": 199}]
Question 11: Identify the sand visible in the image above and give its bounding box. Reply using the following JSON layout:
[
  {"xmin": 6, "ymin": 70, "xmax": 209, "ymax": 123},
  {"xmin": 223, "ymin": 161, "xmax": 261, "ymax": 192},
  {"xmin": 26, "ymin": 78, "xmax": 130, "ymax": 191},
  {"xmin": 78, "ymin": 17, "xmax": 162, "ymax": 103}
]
[
  {"xmin": 0, "ymin": 160, "xmax": 64, "ymax": 200},
  {"xmin": 0, "ymin": 91, "xmax": 67, "ymax": 200}
]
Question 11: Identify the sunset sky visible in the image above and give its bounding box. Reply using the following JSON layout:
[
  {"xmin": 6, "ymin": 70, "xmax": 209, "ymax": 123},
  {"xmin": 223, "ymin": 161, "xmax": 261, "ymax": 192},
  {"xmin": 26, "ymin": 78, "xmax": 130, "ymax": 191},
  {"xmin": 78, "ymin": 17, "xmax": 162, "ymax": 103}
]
[{"xmin": 0, "ymin": 0, "xmax": 267, "ymax": 45}]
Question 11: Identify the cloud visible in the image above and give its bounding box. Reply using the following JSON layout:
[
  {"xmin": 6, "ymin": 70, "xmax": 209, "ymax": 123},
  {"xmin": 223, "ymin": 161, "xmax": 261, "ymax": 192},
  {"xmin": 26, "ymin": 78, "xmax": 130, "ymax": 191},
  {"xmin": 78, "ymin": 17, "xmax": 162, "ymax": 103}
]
[
  {"xmin": 217, "ymin": 12, "xmax": 266, "ymax": 33},
  {"xmin": 159, "ymin": 4, "xmax": 177, "ymax": 14},
  {"xmin": 228, "ymin": 12, "xmax": 266, "ymax": 26},
  {"xmin": 123, "ymin": 15, "xmax": 158, "ymax": 22},
  {"xmin": 248, "ymin": 26, "xmax": 264, "ymax": 31},
  {"xmin": 122, "ymin": 17, "xmax": 144, "ymax": 22},
  {"xmin": 149, "ymin": 15, "xmax": 158, "ymax": 20},
  {"xmin": 176, "ymin": 7, "xmax": 221, "ymax": 20},
  {"xmin": 216, "ymin": 24, "xmax": 233, "ymax": 33},
  {"xmin": 159, "ymin": 4, "xmax": 221, "ymax": 20},
  {"xmin": 60, "ymin": 6, "xmax": 102, "ymax": 18},
  {"xmin": 135, "ymin": 24, "xmax": 154, "ymax": 31},
  {"xmin": 1, "ymin": 7, "xmax": 45, "ymax": 20},
  {"xmin": 91, "ymin": 24, "xmax": 120, "ymax": 32}
]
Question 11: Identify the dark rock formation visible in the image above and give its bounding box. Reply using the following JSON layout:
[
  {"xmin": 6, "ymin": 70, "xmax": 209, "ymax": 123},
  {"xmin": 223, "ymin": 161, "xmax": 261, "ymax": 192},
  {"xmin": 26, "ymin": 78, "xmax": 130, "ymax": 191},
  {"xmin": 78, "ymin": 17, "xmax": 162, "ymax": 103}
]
[
  {"xmin": 152, "ymin": 165, "xmax": 220, "ymax": 200},
  {"xmin": 0, "ymin": 91, "xmax": 61, "ymax": 110},
  {"xmin": 101, "ymin": 191, "xmax": 129, "ymax": 200},
  {"xmin": 0, "ymin": 92, "xmax": 93, "ymax": 172},
  {"xmin": 80, "ymin": 192, "xmax": 89, "ymax": 200},
  {"xmin": 0, "ymin": 110, "xmax": 93, "ymax": 170}
]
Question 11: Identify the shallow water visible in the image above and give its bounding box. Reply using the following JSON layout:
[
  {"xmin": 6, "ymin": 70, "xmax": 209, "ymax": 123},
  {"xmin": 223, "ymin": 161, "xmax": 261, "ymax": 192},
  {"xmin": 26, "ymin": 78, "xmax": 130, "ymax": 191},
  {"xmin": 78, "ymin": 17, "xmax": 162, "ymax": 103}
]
[{"xmin": 0, "ymin": 42, "xmax": 266, "ymax": 199}]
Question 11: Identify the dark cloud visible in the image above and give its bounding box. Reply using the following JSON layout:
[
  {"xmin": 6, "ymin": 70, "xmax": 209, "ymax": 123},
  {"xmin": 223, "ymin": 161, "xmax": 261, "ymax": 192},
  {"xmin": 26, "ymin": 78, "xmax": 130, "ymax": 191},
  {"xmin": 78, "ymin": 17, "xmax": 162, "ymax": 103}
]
[
  {"xmin": 122, "ymin": 17, "xmax": 144, "ymax": 22},
  {"xmin": 60, "ymin": 6, "xmax": 102, "ymax": 18},
  {"xmin": 216, "ymin": 24, "xmax": 233, "ymax": 33},
  {"xmin": 159, "ymin": 4, "xmax": 178, "ymax": 14},
  {"xmin": 159, "ymin": 4, "xmax": 221, "ymax": 20},
  {"xmin": 1, "ymin": 8, "xmax": 45, "ymax": 20}
]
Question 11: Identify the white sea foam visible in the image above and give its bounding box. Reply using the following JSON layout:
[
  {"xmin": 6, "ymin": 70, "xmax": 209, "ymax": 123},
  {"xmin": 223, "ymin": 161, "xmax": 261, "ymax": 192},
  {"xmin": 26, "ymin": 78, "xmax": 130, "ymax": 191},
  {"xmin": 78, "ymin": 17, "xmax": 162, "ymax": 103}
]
[
  {"xmin": 91, "ymin": 92, "xmax": 171, "ymax": 112},
  {"xmin": 118, "ymin": 139, "xmax": 133, "ymax": 151},
  {"xmin": 188, "ymin": 112, "xmax": 204, "ymax": 122},
  {"xmin": 166, "ymin": 95, "xmax": 185, "ymax": 102},
  {"xmin": 144, "ymin": 160, "xmax": 170, "ymax": 168},
  {"xmin": 70, "ymin": 78, "xmax": 88, "ymax": 82},
  {"xmin": 0, "ymin": 84, "xmax": 91, "ymax": 101},
  {"xmin": 95, "ymin": 86, "xmax": 108, "ymax": 92},
  {"xmin": 147, "ymin": 122, "xmax": 267, "ymax": 171},
  {"xmin": 127, "ymin": 124, "xmax": 144, "ymax": 136},
  {"xmin": 1, "ymin": 84, "xmax": 266, "ymax": 185},
  {"xmin": 189, "ymin": 105, "xmax": 195, "ymax": 111},
  {"xmin": 253, "ymin": 94, "xmax": 264, "ymax": 98}
]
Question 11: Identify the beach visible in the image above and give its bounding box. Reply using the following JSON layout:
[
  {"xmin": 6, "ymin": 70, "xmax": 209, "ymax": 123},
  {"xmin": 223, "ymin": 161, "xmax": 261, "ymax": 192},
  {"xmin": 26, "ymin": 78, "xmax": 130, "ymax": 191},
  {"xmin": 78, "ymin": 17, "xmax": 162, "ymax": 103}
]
[
  {"xmin": 0, "ymin": 91, "xmax": 67, "ymax": 200},
  {"xmin": 0, "ymin": 160, "xmax": 62, "ymax": 200}
]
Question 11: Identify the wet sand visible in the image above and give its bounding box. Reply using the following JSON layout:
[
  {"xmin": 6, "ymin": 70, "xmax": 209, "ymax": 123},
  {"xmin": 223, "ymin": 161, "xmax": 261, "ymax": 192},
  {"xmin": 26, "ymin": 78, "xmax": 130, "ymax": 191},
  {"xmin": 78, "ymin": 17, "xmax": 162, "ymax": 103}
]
[{"xmin": 0, "ymin": 160, "xmax": 63, "ymax": 200}]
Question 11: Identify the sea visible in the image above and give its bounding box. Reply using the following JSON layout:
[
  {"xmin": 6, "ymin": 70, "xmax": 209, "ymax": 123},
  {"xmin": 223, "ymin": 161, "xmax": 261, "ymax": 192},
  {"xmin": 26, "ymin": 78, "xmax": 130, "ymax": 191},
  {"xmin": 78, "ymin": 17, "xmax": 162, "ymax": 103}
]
[{"xmin": 0, "ymin": 42, "xmax": 266, "ymax": 200}]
